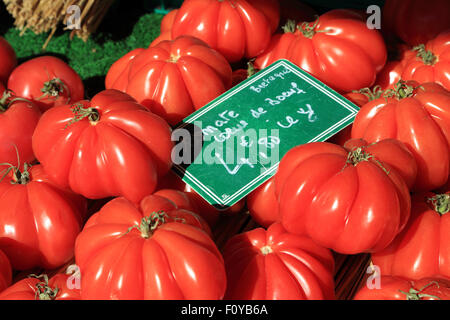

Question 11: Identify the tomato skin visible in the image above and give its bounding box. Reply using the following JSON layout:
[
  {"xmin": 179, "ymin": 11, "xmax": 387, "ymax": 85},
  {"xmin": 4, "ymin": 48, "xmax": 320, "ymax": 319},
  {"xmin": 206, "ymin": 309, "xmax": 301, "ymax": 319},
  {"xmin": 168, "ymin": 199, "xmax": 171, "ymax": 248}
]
[
  {"xmin": 382, "ymin": 0, "xmax": 450, "ymax": 46},
  {"xmin": 274, "ymin": 140, "xmax": 412, "ymax": 254},
  {"xmin": 170, "ymin": 0, "xmax": 279, "ymax": 63},
  {"xmin": 371, "ymin": 192, "xmax": 450, "ymax": 280},
  {"xmin": 0, "ymin": 274, "xmax": 80, "ymax": 300},
  {"xmin": 150, "ymin": 9, "xmax": 178, "ymax": 47},
  {"xmin": 32, "ymin": 89, "xmax": 173, "ymax": 204},
  {"xmin": 0, "ymin": 165, "xmax": 86, "ymax": 270},
  {"xmin": 106, "ymin": 36, "xmax": 232, "ymax": 125},
  {"xmin": 247, "ymin": 178, "xmax": 279, "ymax": 228},
  {"xmin": 223, "ymin": 222, "xmax": 335, "ymax": 300},
  {"xmin": 7, "ymin": 56, "xmax": 84, "ymax": 113},
  {"xmin": 0, "ymin": 37, "xmax": 17, "ymax": 85},
  {"xmin": 0, "ymin": 90, "xmax": 41, "ymax": 166},
  {"xmin": 351, "ymin": 82, "xmax": 450, "ymax": 192},
  {"xmin": 0, "ymin": 250, "xmax": 12, "ymax": 293},
  {"xmin": 75, "ymin": 195, "xmax": 226, "ymax": 300},
  {"xmin": 255, "ymin": 9, "xmax": 387, "ymax": 93},
  {"xmin": 401, "ymin": 32, "xmax": 450, "ymax": 91},
  {"xmin": 354, "ymin": 276, "xmax": 450, "ymax": 300}
]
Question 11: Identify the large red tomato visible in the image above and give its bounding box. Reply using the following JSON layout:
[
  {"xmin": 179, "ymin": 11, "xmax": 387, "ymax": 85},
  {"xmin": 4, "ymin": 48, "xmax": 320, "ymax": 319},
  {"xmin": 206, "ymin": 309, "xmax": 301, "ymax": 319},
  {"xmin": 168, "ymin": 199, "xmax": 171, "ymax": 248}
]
[
  {"xmin": 0, "ymin": 274, "xmax": 80, "ymax": 300},
  {"xmin": 375, "ymin": 44, "xmax": 414, "ymax": 90},
  {"xmin": 0, "ymin": 250, "xmax": 12, "ymax": 293},
  {"xmin": 0, "ymin": 88, "xmax": 41, "ymax": 165},
  {"xmin": 351, "ymin": 81, "xmax": 450, "ymax": 192},
  {"xmin": 354, "ymin": 276, "xmax": 450, "ymax": 300},
  {"xmin": 223, "ymin": 222, "xmax": 335, "ymax": 300},
  {"xmin": 75, "ymin": 194, "xmax": 226, "ymax": 300},
  {"xmin": 382, "ymin": 0, "xmax": 450, "ymax": 46},
  {"xmin": 32, "ymin": 89, "xmax": 173, "ymax": 203},
  {"xmin": 170, "ymin": 0, "xmax": 280, "ymax": 63},
  {"xmin": 274, "ymin": 139, "xmax": 413, "ymax": 254},
  {"xmin": 401, "ymin": 32, "xmax": 450, "ymax": 91},
  {"xmin": 247, "ymin": 177, "xmax": 279, "ymax": 228},
  {"xmin": 254, "ymin": 9, "xmax": 387, "ymax": 93},
  {"xmin": 0, "ymin": 164, "xmax": 86, "ymax": 270},
  {"xmin": 7, "ymin": 56, "xmax": 84, "ymax": 113},
  {"xmin": 0, "ymin": 37, "xmax": 17, "ymax": 85},
  {"xmin": 372, "ymin": 192, "xmax": 450, "ymax": 280},
  {"xmin": 106, "ymin": 36, "xmax": 232, "ymax": 125}
]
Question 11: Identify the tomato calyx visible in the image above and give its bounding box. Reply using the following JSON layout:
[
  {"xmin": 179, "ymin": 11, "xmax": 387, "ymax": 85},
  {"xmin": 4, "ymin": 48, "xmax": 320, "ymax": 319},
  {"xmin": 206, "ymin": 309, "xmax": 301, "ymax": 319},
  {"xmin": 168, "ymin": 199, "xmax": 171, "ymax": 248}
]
[
  {"xmin": 427, "ymin": 194, "xmax": 449, "ymax": 215},
  {"xmin": 123, "ymin": 211, "xmax": 169, "ymax": 239},
  {"xmin": 0, "ymin": 161, "xmax": 31, "ymax": 185},
  {"xmin": 282, "ymin": 20, "xmax": 297, "ymax": 33},
  {"xmin": 65, "ymin": 103, "xmax": 100, "ymax": 128},
  {"xmin": 399, "ymin": 281, "xmax": 441, "ymax": 300},
  {"xmin": 384, "ymin": 80, "xmax": 417, "ymax": 100},
  {"xmin": 353, "ymin": 86, "xmax": 384, "ymax": 102},
  {"xmin": 29, "ymin": 274, "xmax": 59, "ymax": 301},
  {"xmin": 0, "ymin": 90, "xmax": 13, "ymax": 112},
  {"xmin": 345, "ymin": 147, "xmax": 390, "ymax": 175},
  {"xmin": 260, "ymin": 245, "xmax": 273, "ymax": 255},
  {"xmin": 297, "ymin": 17, "xmax": 326, "ymax": 39},
  {"xmin": 39, "ymin": 78, "xmax": 69, "ymax": 101},
  {"xmin": 413, "ymin": 44, "xmax": 437, "ymax": 66}
]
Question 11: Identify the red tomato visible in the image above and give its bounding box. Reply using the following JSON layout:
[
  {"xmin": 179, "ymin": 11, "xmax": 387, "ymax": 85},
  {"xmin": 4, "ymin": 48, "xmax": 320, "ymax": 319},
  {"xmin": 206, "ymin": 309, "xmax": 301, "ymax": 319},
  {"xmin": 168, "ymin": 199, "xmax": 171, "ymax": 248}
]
[
  {"xmin": 32, "ymin": 89, "xmax": 173, "ymax": 203},
  {"xmin": 382, "ymin": 0, "xmax": 450, "ymax": 46},
  {"xmin": 170, "ymin": 0, "xmax": 280, "ymax": 63},
  {"xmin": 223, "ymin": 222, "xmax": 335, "ymax": 300},
  {"xmin": 279, "ymin": 0, "xmax": 317, "ymax": 27},
  {"xmin": 351, "ymin": 81, "xmax": 450, "ymax": 192},
  {"xmin": 150, "ymin": 9, "xmax": 178, "ymax": 47},
  {"xmin": 0, "ymin": 37, "xmax": 17, "ymax": 85},
  {"xmin": 75, "ymin": 195, "xmax": 226, "ymax": 300},
  {"xmin": 247, "ymin": 177, "xmax": 279, "ymax": 228},
  {"xmin": 0, "ymin": 164, "xmax": 86, "ymax": 270},
  {"xmin": 372, "ymin": 192, "xmax": 450, "ymax": 280},
  {"xmin": 274, "ymin": 140, "xmax": 412, "ymax": 254},
  {"xmin": 401, "ymin": 32, "xmax": 450, "ymax": 91},
  {"xmin": 354, "ymin": 276, "xmax": 450, "ymax": 300},
  {"xmin": 7, "ymin": 56, "xmax": 84, "ymax": 113},
  {"xmin": 255, "ymin": 9, "xmax": 387, "ymax": 93},
  {"xmin": 0, "ymin": 88, "xmax": 41, "ymax": 166},
  {"xmin": 106, "ymin": 36, "xmax": 232, "ymax": 125},
  {"xmin": 0, "ymin": 274, "xmax": 80, "ymax": 300},
  {"xmin": 0, "ymin": 250, "xmax": 12, "ymax": 293}
]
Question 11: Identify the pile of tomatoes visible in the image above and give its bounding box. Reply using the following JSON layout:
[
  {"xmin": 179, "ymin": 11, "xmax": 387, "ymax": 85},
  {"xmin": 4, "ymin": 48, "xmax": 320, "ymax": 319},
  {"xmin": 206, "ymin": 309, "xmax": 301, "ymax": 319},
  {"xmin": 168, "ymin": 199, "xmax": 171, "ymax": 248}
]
[{"xmin": 0, "ymin": 0, "xmax": 449, "ymax": 301}]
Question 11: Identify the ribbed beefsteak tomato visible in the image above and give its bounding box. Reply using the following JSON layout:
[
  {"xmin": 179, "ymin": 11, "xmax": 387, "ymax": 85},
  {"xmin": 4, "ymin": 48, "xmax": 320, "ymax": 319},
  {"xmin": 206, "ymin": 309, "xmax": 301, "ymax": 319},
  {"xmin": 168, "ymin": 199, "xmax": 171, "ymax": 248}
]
[
  {"xmin": 354, "ymin": 276, "xmax": 450, "ymax": 300},
  {"xmin": 170, "ymin": 0, "xmax": 280, "ymax": 63},
  {"xmin": 351, "ymin": 81, "xmax": 450, "ymax": 191},
  {"xmin": 0, "ymin": 88, "xmax": 41, "ymax": 165},
  {"xmin": 0, "ymin": 250, "xmax": 11, "ymax": 293},
  {"xmin": 75, "ymin": 194, "xmax": 226, "ymax": 300},
  {"xmin": 372, "ymin": 192, "xmax": 450, "ymax": 280},
  {"xmin": 106, "ymin": 36, "xmax": 232, "ymax": 125},
  {"xmin": 0, "ymin": 164, "xmax": 86, "ymax": 270},
  {"xmin": 401, "ymin": 32, "xmax": 450, "ymax": 91},
  {"xmin": 382, "ymin": 0, "xmax": 450, "ymax": 46},
  {"xmin": 274, "ymin": 139, "xmax": 414, "ymax": 254},
  {"xmin": 32, "ymin": 89, "xmax": 173, "ymax": 203},
  {"xmin": 247, "ymin": 177, "xmax": 279, "ymax": 228},
  {"xmin": 254, "ymin": 9, "xmax": 387, "ymax": 93},
  {"xmin": 223, "ymin": 222, "xmax": 335, "ymax": 300},
  {"xmin": 0, "ymin": 274, "xmax": 80, "ymax": 300},
  {"xmin": 0, "ymin": 37, "xmax": 17, "ymax": 85},
  {"xmin": 7, "ymin": 56, "xmax": 84, "ymax": 112}
]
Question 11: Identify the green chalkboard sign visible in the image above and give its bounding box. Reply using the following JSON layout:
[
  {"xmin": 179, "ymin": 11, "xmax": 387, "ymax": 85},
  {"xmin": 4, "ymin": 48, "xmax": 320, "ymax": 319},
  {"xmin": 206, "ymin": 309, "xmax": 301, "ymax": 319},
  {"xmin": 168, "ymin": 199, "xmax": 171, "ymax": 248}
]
[{"xmin": 172, "ymin": 59, "xmax": 359, "ymax": 209}]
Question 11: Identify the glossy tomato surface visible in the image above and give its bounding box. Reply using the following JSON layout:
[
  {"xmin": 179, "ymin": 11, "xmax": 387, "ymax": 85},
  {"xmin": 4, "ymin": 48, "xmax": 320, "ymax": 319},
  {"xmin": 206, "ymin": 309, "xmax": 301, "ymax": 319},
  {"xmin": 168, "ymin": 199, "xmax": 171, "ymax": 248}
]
[
  {"xmin": 274, "ymin": 140, "xmax": 412, "ymax": 254},
  {"xmin": 0, "ymin": 274, "xmax": 80, "ymax": 300},
  {"xmin": 372, "ymin": 192, "xmax": 450, "ymax": 280},
  {"xmin": 75, "ymin": 194, "xmax": 226, "ymax": 300},
  {"xmin": 7, "ymin": 56, "xmax": 84, "ymax": 112},
  {"xmin": 354, "ymin": 276, "xmax": 450, "ymax": 300},
  {"xmin": 106, "ymin": 36, "xmax": 232, "ymax": 125},
  {"xmin": 0, "ymin": 89, "xmax": 41, "ymax": 165},
  {"xmin": 171, "ymin": 0, "xmax": 280, "ymax": 62},
  {"xmin": 255, "ymin": 9, "xmax": 387, "ymax": 93},
  {"xmin": 223, "ymin": 222, "xmax": 335, "ymax": 300},
  {"xmin": 32, "ymin": 89, "xmax": 173, "ymax": 203},
  {"xmin": 0, "ymin": 164, "xmax": 86, "ymax": 270},
  {"xmin": 150, "ymin": 9, "xmax": 178, "ymax": 47},
  {"xmin": 0, "ymin": 37, "xmax": 17, "ymax": 85},
  {"xmin": 247, "ymin": 178, "xmax": 279, "ymax": 228},
  {"xmin": 351, "ymin": 81, "xmax": 450, "ymax": 192}
]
